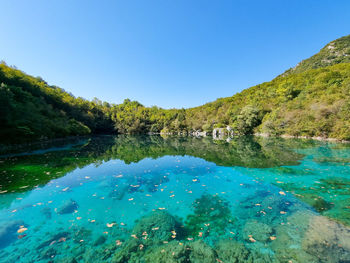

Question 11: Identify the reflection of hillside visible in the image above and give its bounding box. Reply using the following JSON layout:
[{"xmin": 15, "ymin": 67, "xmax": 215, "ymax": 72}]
[
  {"xmin": 0, "ymin": 135, "xmax": 306, "ymax": 193},
  {"xmin": 107, "ymin": 135, "xmax": 305, "ymax": 168}
]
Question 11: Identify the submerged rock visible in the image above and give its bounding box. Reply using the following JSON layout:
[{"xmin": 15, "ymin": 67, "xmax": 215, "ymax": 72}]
[
  {"xmin": 302, "ymin": 215, "xmax": 350, "ymax": 263},
  {"xmin": 113, "ymin": 210, "xmax": 184, "ymax": 262},
  {"xmin": 188, "ymin": 240, "xmax": 216, "ymax": 263},
  {"xmin": 72, "ymin": 226, "xmax": 92, "ymax": 243},
  {"xmin": 57, "ymin": 199, "xmax": 79, "ymax": 214},
  {"xmin": 41, "ymin": 206, "xmax": 52, "ymax": 219},
  {"xmin": 55, "ymin": 257, "xmax": 78, "ymax": 263},
  {"xmin": 94, "ymin": 235, "xmax": 107, "ymax": 246},
  {"xmin": 40, "ymin": 247, "xmax": 57, "ymax": 260},
  {"xmin": 271, "ymin": 211, "xmax": 318, "ymax": 263},
  {"xmin": 185, "ymin": 194, "xmax": 234, "ymax": 238},
  {"xmin": 323, "ymin": 197, "xmax": 350, "ymax": 225},
  {"xmin": 37, "ymin": 231, "xmax": 70, "ymax": 249},
  {"xmin": 299, "ymin": 193, "xmax": 334, "ymax": 213},
  {"xmin": 144, "ymin": 240, "xmax": 216, "ymax": 263},
  {"xmin": 82, "ymin": 242, "xmax": 117, "ymax": 262},
  {"xmin": 109, "ymin": 185, "xmax": 129, "ymax": 200},
  {"xmin": 237, "ymin": 190, "xmax": 295, "ymax": 226},
  {"xmin": 113, "ymin": 209, "xmax": 276, "ymax": 263},
  {"xmin": 243, "ymin": 220, "xmax": 273, "ymax": 243},
  {"xmin": 144, "ymin": 240, "xmax": 189, "ymax": 263},
  {"xmin": 215, "ymin": 239, "xmax": 277, "ymax": 263},
  {"xmin": 0, "ymin": 220, "xmax": 24, "ymax": 248},
  {"xmin": 271, "ymin": 210, "xmax": 350, "ymax": 263},
  {"xmin": 132, "ymin": 210, "xmax": 185, "ymax": 243},
  {"xmin": 215, "ymin": 239, "xmax": 250, "ymax": 262},
  {"xmin": 113, "ymin": 238, "xmax": 141, "ymax": 263}
]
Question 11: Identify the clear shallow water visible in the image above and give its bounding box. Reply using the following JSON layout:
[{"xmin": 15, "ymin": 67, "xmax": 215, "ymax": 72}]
[{"xmin": 0, "ymin": 135, "xmax": 349, "ymax": 263}]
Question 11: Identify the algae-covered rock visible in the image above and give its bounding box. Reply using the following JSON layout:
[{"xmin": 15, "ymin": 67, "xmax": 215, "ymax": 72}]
[
  {"xmin": 55, "ymin": 257, "xmax": 78, "ymax": 263},
  {"xmin": 113, "ymin": 210, "xmax": 184, "ymax": 262},
  {"xmin": 323, "ymin": 197, "xmax": 350, "ymax": 226},
  {"xmin": 37, "ymin": 231, "xmax": 70, "ymax": 249},
  {"xmin": 298, "ymin": 193, "xmax": 334, "ymax": 213},
  {"xmin": 144, "ymin": 241, "xmax": 189, "ymax": 263},
  {"xmin": 185, "ymin": 194, "xmax": 234, "ymax": 238},
  {"xmin": 132, "ymin": 210, "xmax": 184, "ymax": 243},
  {"xmin": 83, "ymin": 242, "xmax": 118, "ymax": 262},
  {"xmin": 215, "ymin": 239, "xmax": 277, "ymax": 263},
  {"xmin": 243, "ymin": 220, "xmax": 273, "ymax": 242},
  {"xmin": 40, "ymin": 246, "xmax": 57, "ymax": 260},
  {"xmin": 113, "ymin": 238, "xmax": 141, "ymax": 263},
  {"xmin": 144, "ymin": 240, "xmax": 215, "ymax": 263},
  {"xmin": 237, "ymin": 190, "xmax": 293, "ymax": 226},
  {"xmin": 188, "ymin": 240, "xmax": 216, "ymax": 263},
  {"xmin": 274, "ymin": 246, "xmax": 318, "ymax": 263},
  {"xmin": 215, "ymin": 239, "xmax": 250, "ymax": 262},
  {"xmin": 72, "ymin": 226, "xmax": 92, "ymax": 243}
]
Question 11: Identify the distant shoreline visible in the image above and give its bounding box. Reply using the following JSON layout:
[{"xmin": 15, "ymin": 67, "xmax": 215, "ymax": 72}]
[
  {"xmin": 254, "ymin": 132, "xmax": 350, "ymax": 143},
  {"xmin": 1, "ymin": 132, "xmax": 349, "ymax": 156}
]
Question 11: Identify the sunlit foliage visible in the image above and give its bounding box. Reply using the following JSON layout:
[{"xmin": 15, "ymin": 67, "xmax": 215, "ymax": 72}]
[{"xmin": 1, "ymin": 35, "xmax": 350, "ymax": 143}]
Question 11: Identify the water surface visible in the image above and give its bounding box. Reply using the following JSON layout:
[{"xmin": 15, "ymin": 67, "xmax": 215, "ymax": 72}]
[{"xmin": 0, "ymin": 136, "xmax": 349, "ymax": 263}]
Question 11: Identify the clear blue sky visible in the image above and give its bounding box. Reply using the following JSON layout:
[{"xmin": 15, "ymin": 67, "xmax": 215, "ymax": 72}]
[{"xmin": 1, "ymin": 0, "xmax": 350, "ymax": 108}]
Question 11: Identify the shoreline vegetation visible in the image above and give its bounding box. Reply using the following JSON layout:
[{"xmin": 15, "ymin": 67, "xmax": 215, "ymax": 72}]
[
  {"xmin": 1, "ymin": 35, "xmax": 350, "ymax": 144},
  {"xmin": 255, "ymin": 133, "xmax": 350, "ymax": 143}
]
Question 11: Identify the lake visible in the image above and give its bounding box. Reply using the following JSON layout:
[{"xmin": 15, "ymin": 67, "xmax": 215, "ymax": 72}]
[{"xmin": 0, "ymin": 135, "xmax": 349, "ymax": 263}]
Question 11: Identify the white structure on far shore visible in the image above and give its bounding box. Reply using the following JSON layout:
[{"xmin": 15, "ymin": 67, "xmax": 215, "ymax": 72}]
[{"xmin": 212, "ymin": 126, "xmax": 233, "ymax": 139}]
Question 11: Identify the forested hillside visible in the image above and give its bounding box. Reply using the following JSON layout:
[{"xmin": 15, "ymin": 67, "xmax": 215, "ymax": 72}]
[
  {"xmin": 186, "ymin": 63, "xmax": 350, "ymax": 139},
  {"xmin": 1, "ymin": 34, "xmax": 350, "ymax": 143},
  {"xmin": 0, "ymin": 63, "xmax": 187, "ymax": 142},
  {"xmin": 0, "ymin": 63, "xmax": 114, "ymax": 142},
  {"xmin": 185, "ymin": 35, "xmax": 350, "ymax": 139},
  {"xmin": 282, "ymin": 35, "xmax": 350, "ymax": 76}
]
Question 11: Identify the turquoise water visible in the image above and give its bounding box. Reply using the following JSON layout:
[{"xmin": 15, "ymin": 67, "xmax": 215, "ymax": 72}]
[{"xmin": 0, "ymin": 136, "xmax": 349, "ymax": 262}]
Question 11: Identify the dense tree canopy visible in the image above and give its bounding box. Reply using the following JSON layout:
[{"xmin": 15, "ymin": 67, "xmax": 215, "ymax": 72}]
[{"xmin": 0, "ymin": 62, "xmax": 115, "ymax": 142}]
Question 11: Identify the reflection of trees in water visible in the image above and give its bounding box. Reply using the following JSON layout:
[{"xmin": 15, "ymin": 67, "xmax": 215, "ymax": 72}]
[
  {"xmin": 105, "ymin": 135, "xmax": 304, "ymax": 168},
  {"xmin": 0, "ymin": 135, "xmax": 308, "ymax": 193}
]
